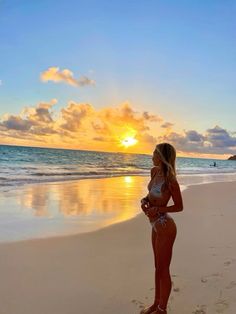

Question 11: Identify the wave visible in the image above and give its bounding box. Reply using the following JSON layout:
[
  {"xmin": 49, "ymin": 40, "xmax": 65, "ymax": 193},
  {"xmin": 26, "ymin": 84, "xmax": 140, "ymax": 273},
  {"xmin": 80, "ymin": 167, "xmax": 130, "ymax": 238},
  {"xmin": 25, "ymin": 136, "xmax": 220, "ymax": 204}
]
[
  {"xmin": 0, "ymin": 170, "xmax": 149, "ymax": 189},
  {"xmin": 31, "ymin": 171, "xmax": 101, "ymax": 176}
]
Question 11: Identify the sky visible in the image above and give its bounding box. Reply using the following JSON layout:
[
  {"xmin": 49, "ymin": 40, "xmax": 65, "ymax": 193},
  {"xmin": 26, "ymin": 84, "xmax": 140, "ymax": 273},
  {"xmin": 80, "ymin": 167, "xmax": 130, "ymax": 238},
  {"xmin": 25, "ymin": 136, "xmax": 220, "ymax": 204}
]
[{"xmin": 0, "ymin": 0, "xmax": 236, "ymax": 158}]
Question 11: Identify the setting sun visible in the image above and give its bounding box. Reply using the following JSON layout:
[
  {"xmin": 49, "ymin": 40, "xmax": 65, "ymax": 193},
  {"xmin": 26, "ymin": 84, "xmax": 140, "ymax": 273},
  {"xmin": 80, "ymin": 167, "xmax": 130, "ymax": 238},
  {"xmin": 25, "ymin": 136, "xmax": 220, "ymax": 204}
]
[{"xmin": 120, "ymin": 136, "xmax": 138, "ymax": 148}]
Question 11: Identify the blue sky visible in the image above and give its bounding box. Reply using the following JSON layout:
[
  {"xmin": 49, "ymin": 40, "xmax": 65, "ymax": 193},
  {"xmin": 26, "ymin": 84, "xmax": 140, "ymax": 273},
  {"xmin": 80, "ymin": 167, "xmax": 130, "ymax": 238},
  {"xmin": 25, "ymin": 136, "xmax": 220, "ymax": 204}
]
[{"xmin": 0, "ymin": 0, "xmax": 235, "ymax": 156}]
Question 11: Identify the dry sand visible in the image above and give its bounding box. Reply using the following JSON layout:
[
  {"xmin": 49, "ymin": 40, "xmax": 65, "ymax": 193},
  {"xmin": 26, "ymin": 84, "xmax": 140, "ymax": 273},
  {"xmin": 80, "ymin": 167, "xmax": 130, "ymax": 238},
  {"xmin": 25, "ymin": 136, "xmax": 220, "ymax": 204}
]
[{"xmin": 0, "ymin": 180, "xmax": 236, "ymax": 314}]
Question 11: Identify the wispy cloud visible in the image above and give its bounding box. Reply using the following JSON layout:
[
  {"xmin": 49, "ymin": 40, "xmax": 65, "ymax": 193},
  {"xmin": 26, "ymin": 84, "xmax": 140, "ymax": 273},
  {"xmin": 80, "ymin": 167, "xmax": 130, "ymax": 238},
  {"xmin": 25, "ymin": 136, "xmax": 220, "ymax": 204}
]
[
  {"xmin": 40, "ymin": 67, "xmax": 95, "ymax": 87},
  {"xmin": 161, "ymin": 122, "xmax": 174, "ymax": 129}
]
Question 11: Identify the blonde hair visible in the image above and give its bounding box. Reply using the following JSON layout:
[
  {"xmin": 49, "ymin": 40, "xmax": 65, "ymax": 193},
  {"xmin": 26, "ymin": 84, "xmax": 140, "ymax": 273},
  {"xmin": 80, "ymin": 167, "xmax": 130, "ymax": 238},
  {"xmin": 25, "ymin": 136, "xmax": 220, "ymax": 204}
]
[{"xmin": 154, "ymin": 143, "xmax": 176, "ymax": 186}]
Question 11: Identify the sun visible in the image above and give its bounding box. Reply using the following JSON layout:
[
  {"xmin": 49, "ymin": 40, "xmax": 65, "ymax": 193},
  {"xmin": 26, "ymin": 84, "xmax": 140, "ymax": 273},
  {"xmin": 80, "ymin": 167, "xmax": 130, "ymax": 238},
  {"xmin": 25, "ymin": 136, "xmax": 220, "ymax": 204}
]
[{"xmin": 120, "ymin": 136, "xmax": 138, "ymax": 148}]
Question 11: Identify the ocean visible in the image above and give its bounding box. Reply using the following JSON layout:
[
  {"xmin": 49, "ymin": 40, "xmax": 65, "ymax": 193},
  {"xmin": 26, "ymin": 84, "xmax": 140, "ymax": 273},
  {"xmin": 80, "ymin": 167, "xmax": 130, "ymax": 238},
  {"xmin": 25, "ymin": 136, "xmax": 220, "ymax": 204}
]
[
  {"xmin": 1, "ymin": 144, "xmax": 236, "ymax": 189},
  {"xmin": 1, "ymin": 144, "xmax": 236, "ymax": 242}
]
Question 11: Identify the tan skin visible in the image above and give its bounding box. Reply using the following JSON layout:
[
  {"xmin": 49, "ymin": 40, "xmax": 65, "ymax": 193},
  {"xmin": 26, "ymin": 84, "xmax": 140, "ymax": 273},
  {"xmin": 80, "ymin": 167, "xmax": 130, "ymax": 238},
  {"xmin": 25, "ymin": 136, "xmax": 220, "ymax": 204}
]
[{"xmin": 140, "ymin": 152, "xmax": 183, "ymax": 314}]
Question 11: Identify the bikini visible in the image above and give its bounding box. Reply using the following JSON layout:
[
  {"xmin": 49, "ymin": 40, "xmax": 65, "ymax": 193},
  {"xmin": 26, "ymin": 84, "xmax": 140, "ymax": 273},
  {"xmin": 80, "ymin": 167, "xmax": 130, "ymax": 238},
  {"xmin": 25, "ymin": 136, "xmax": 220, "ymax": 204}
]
[{"xmin": 148, "ymin": 180, "xmax": 168, "ymax": 232}]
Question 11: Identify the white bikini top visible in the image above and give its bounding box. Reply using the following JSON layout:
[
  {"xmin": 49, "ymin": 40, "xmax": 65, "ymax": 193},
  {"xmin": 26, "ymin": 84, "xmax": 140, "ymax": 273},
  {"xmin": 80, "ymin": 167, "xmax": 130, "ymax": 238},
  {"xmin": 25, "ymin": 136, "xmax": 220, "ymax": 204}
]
[{"xmin": 149, "ymin": 180, "xmax": 165, "ymax": 198}]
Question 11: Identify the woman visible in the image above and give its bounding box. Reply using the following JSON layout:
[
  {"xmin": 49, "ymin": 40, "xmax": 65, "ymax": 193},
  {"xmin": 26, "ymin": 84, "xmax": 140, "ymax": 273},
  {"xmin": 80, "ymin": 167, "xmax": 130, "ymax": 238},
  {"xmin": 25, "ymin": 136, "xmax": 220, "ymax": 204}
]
[{"xmin": 140, "ymin": 143, "xmax": 183, "ymax": 314}]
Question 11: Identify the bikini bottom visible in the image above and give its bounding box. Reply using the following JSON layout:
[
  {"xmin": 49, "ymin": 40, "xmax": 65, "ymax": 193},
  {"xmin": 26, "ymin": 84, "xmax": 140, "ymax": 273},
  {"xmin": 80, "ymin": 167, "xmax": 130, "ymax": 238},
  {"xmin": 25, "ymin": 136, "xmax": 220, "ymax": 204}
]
[{"xmin": 150, "ymin": 214, "xmax": 168, "ymax": 232}]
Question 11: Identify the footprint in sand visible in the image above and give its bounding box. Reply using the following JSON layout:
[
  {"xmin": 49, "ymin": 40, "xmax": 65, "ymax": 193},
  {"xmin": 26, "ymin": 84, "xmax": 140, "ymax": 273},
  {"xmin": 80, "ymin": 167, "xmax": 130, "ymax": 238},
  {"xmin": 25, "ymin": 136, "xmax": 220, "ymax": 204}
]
[
  {"xmin": 215, "ymin": 298, "xmax": 229, "ymax": 313},
  {"xmin": 192, "ymin": 304, "xmax": 207, "ymax": 313},
  {"xmin": 226, "ymin": 281, "xmax": 236, "ymax": 289},
  {"xmin": 224, "ymin": 260, "xmax": 231, "ymax": 266},
  {"xmin": 201, "ymin": 273, "xmax": 221, "ymax": 283},
  {"xmin": 171, "ymin": 280, "xmax": 180, "ymax": 292},
  {"xmin": 224, "ymin": 258, "xmax": 236, "ymax": 267},
  {"xmin": 131, "ymin": 299, "xmax": 145, "ymax": 309},
  {"xmin": 211, "ymin": 272, "xmax": 221, "ymax": 277},
  {"xmin": 201, "ymin": 277, "xmax": 208, "ymax": 283}
]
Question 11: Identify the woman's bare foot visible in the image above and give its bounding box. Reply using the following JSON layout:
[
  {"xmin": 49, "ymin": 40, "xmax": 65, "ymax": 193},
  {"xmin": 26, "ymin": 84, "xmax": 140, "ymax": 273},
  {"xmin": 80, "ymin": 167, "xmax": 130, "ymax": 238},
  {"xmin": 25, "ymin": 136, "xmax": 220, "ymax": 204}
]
[{"xmin": 140, "ymin": 303, "xmax": 157, "ymax": 314}]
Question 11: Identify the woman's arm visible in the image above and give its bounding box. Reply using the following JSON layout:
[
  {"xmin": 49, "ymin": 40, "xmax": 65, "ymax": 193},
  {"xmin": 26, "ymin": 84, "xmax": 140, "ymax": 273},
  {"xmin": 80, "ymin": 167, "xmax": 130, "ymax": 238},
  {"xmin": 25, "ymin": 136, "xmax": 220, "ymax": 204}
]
[
  {"xmin": 158, "ymin": 179, "xmax": 183, "ymax": 213},
  {"xmin": 147, "ymin": 179, "xmax": 183, "ymax": 218}
]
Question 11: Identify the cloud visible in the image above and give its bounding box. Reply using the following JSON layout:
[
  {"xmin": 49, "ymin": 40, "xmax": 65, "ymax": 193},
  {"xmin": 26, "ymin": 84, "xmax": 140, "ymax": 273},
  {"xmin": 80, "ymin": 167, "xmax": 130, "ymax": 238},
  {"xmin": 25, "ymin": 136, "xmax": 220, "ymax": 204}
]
[
  {"xmin": 138, "ymin": 133, "xmax": 157, "ymax": 145},
  {"xmin": 40, "ymin": 67, "xmax": 95, "ymax": 87},
  {"xmin": 161, "ymin": 126, "xmax": 236, "ymax": 154},
  {"xmin": 0, "ymin": 99, "xmax": 57, "ymax": 137},
  {"xmin": 185, "ymin": 130, "xmax": 206, "ymax": 142},
  {"xmin": 93, "ymin": 136, "xmax": 106, "ymax": 142},
  {"xmin": 206, "ymin": 125, "xmax": 236, "ymax": 148},
  {"xmin": 161, "ymin": 122, "xmax": 174, "ymax": 129},
  {"xmin": 1, "ymin": 115, "xmax": 34, "ymax": 131},
  {"xmin": 97, "ymin": 103, "xmax": 162, "ymax": 133},
  {"xmin": 60, "ymin": 102, "xmax": 94, "ymax": 132},
  {"xmin": 1, "ymin": 101, "xmax": 235, "ymax": 156},
  {"xmin": 143, "ymin": 111, "xmax": 161, "ymax": 122},
  {"xmin": 0, "ymin": 101, "xmax": 161, "ymax": 152}
]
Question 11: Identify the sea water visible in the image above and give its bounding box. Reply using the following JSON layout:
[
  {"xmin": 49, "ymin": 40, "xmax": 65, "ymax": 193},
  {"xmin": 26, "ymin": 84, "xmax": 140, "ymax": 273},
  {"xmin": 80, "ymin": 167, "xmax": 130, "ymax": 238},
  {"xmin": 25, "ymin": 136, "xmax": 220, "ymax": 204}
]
[
  {"xmin": 0, "ymin": 144, "xmax": 236, "ymax": 242},
  {"xmin": 1, "ymin": 144, "xmax": 236, "ymax": 189}
]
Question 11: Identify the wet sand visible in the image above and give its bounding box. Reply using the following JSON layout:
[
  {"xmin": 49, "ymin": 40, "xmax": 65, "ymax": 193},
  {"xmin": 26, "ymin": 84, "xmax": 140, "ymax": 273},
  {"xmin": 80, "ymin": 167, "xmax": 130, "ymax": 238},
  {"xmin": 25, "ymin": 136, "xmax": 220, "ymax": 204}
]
[{"xmin": 0, "ymin": 180, "xmax": 236, "ymax": 313}]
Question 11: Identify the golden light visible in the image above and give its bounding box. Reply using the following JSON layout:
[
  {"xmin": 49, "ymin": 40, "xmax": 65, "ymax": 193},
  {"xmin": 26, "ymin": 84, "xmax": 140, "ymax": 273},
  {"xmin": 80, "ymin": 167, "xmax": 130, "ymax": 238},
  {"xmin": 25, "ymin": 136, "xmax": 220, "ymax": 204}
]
[
  {"xmin": 120, "ymin": 136, "xmax": 138, "ymax": 148},
  {"xmin": 124, "ymin": 176, "xmax": 133, "ymax": 183}
]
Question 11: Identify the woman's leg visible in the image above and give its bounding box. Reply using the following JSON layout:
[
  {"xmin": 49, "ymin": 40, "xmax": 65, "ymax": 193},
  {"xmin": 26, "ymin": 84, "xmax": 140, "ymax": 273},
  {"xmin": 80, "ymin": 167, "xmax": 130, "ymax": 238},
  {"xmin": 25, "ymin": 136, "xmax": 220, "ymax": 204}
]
[
  {"xmin": 140, "ymin": 228, "xmax": 159, "ymax": 314},
  {"xmin": 152, "ymin": 228, "xmax": 161, "ymax": 307},
  {"xmin": 154, "ymin": 219, "xmax": 177, "ymax": 311}
]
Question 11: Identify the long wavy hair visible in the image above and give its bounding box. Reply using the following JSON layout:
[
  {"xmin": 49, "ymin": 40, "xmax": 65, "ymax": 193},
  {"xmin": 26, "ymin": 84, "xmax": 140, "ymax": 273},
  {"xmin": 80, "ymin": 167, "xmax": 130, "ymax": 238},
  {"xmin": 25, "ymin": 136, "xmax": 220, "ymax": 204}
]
[{"xmin": 154, "ymin": 143, "xmax": 176, "ymax": 186}]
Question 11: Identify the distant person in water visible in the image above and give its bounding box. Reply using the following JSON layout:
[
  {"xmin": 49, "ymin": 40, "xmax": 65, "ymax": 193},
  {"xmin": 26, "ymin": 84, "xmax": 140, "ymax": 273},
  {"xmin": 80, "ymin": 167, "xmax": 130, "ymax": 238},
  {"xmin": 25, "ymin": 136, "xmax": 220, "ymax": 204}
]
[
  {"xmin": 140, "ymin": 143, "xmax": 183, "ymax": 314},
  {"xmin": 210, "ymin": 162, "xmax": 216, "ymax": 167}
]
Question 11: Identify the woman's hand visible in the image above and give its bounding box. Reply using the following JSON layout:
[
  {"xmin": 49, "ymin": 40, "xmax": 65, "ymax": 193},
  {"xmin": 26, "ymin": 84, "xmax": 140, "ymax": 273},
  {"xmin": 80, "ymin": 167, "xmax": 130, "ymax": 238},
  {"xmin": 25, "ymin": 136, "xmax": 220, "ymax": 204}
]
[
  {"xmin": 146, "ymin": 206, "xmax": 159, "ymax": 218},
  {"xmin": 141, "ymin": 198, "xmax": 150, "ymax": 213}
]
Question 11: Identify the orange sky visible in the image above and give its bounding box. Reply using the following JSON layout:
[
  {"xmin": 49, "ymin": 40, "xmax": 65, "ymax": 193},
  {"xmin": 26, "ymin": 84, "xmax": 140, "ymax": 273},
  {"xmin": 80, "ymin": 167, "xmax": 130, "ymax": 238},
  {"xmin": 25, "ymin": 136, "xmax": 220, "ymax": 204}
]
[{"xmin": 0, "ymin": 99, "xmax": 234, "ymax": 160}]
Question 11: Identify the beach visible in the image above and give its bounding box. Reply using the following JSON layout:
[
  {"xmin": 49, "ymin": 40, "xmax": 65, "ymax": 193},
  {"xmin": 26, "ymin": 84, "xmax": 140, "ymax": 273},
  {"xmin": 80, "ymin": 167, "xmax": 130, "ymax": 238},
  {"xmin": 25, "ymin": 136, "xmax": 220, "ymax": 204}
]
[
  {"xmin": 1, "ymin": 0, "xmax": 236, "ymax": 312},
  {"xmin": 0, "ymin": 178, "xmax": 236, "ymax": 313}
]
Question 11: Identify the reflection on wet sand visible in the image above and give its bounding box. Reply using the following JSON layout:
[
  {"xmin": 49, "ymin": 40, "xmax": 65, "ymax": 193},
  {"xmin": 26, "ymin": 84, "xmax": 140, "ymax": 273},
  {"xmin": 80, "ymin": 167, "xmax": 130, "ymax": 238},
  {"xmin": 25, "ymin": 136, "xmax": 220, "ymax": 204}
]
[
  {"xmin": 0, "ymin": 176, "xmax": 149, "ymax": 240},
  {"xmin": 23, "ymin": 176, "xmax": 147, "ymax": 220},
  {"xmin": 18, "ymin": 184, "xmax": 51, "ymax": 217}
]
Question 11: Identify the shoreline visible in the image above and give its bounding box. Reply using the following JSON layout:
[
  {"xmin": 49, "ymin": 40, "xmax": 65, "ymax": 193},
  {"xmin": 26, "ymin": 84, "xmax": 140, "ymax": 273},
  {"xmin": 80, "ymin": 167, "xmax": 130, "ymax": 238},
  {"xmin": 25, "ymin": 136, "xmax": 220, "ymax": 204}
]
[
  {"xmin": 1, "ymin": 175, "xmax": 236, "ymax": 244},
  {"xmin": 0, "ymin": 178, "xmax": 224, "ymax": 247},
  {"xmin": 0, "ymin": 181, "xmax": 236, "ymax": 313},
  {"xmin": 1, "ymin": 170, "xmax": 236, "ymax": 193}
]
